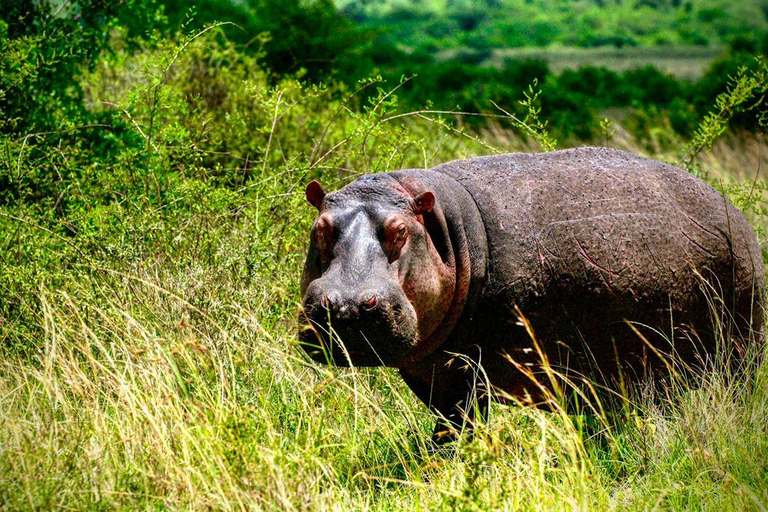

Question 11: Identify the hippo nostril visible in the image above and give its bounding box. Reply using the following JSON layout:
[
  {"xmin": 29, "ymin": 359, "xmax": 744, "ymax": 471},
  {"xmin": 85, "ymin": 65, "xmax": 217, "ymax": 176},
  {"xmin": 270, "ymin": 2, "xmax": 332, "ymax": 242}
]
[{"xmin": 363, "ymin": 295, "xmax": 378, "ymax": 311}]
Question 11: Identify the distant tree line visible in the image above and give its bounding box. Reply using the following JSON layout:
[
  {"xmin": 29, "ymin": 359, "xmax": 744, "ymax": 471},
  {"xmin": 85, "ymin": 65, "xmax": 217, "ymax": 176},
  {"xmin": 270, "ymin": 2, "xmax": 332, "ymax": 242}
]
[
  {"xmin": 2, "ymin": 0, "xmax": 766, "ymax": 144},
  {"xmin": 337, "ymin": 0, "xmax": 768, "ymax": 50}
]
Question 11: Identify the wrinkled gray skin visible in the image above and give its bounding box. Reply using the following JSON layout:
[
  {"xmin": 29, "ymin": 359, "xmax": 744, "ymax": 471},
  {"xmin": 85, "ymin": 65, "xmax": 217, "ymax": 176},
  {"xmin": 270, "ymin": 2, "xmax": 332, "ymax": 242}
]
[{"xmin": 299, "ymin": 147, "xmax": 765, "ymax": 445}]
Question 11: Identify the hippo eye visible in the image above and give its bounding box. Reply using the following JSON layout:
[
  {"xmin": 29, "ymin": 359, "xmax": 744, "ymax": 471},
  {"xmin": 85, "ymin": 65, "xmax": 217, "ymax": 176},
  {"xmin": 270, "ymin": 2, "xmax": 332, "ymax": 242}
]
[{"xmin": 384, "ymin": 219, "xmax": 409, "ymax": 262}]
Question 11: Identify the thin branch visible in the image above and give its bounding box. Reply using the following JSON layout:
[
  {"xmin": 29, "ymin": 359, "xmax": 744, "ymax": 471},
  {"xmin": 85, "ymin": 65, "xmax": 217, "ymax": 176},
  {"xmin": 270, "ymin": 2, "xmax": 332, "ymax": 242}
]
[
  {"xmin": 0, "ymin": 212, "xmax": 89, "ymax": 260},
  {"xmin": 262, "ymin": 90, "xmax": 283, "ymax": 175}
]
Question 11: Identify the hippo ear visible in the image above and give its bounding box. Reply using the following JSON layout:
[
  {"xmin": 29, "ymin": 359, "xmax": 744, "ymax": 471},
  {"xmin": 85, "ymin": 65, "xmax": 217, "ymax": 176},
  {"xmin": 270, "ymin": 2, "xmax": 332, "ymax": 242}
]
[
  {"xmin": 413, "ymin": 191, "xmax": 435, "ymax": 215},
  {"xmin": 306, "ymin": 180, "xmax": 326, "ymax": 210}
]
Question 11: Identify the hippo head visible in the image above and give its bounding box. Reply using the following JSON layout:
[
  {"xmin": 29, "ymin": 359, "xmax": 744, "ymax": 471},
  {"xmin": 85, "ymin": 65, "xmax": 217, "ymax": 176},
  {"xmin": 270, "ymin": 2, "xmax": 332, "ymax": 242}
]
[{"xmin": 299, "ymin": 173, "xmax": 457, "ymax": 367}]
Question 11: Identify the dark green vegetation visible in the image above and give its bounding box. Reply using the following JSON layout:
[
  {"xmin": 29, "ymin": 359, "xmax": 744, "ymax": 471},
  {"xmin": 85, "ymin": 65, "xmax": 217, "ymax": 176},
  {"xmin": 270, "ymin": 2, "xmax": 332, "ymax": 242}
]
[{"xmin": 1, "ymin": 0, "xmax": 767, "ymax": 509}]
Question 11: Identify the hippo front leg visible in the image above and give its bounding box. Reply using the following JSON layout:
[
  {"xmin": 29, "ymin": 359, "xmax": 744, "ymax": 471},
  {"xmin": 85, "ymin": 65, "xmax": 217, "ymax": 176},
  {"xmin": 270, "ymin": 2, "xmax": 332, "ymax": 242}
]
[
  {"xmin": 400, "ymin": 364, "xmax": 489, "ymax": 447},
  {"xmin": 430, "ymin": 391, "xmax": 488, "ymax": 446}
]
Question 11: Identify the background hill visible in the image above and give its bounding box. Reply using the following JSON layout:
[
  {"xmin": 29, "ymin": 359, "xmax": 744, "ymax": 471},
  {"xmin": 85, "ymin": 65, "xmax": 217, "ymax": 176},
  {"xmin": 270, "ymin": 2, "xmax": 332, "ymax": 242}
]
[{"xmin": 336, "ymin": 0, "xmax": 768, "ymax": 50}]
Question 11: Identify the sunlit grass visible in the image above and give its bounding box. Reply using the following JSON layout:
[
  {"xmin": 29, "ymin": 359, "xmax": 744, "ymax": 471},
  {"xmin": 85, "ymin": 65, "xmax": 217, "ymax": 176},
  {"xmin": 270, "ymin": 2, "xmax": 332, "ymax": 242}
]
[{"xmin": 1, "ymin": 255, "xmax": 766, "ymax": 509}]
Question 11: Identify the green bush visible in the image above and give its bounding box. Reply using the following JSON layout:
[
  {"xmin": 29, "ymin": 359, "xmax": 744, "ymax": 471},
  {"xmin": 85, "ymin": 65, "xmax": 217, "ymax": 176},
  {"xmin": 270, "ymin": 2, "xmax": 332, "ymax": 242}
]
[
  {"xmin": 691, "ymin": 49, "xmax": 768, "ymax": 131},
  {"xmin": 0, "ymin": 21, "xmax": 486, "ymax": 350}
]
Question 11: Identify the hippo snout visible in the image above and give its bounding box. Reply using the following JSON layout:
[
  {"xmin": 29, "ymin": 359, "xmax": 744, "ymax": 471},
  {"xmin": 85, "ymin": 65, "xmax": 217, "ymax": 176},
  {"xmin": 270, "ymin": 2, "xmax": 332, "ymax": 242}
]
[
  {"xmin": 299, "ymin": 280, "xmax": 418, "ymax": 367},
  {"xmin": 319, "ymin": 290, "xmax": 380, "ymax": 319}
]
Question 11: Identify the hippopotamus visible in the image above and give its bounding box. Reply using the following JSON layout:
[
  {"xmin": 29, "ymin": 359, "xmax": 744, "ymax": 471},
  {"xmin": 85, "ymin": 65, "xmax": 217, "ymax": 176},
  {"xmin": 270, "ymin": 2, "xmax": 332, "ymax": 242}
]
[{"xmin": 298, "ymin": 147, "xmax": 765, "ymax": 444}]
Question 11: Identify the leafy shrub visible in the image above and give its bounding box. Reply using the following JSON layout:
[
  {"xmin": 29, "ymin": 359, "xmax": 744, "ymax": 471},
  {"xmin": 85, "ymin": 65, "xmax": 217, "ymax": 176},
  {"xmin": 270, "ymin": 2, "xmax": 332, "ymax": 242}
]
[
  {"xmin": 0, "ymin": 0, "xmax": 160, "ymax": 134},
  {"xmin": 162, "ymin": 0, "xmax": 372, "ymax": 83},
  {"xmin": 691, "ymin": 50, "xmax": 768, "ymax": 131},
  {"xmin": 555, "ymin": 67, "xmax": 626, "ymax": 106}
]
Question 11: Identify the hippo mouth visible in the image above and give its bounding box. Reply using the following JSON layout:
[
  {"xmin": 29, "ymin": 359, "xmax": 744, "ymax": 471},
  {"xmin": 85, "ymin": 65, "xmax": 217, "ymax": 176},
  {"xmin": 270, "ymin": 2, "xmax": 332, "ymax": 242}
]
[{"xmin": 298, "ymin": 301, "xmax": 418, "ymax": 367}]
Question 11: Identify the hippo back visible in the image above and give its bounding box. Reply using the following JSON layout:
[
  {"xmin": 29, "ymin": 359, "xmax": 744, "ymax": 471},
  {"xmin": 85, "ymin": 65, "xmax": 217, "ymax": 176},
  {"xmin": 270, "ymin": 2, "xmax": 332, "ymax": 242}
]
[{"xmin": 432, "ymin": 147, "xmax": 764, "ymax": 383}]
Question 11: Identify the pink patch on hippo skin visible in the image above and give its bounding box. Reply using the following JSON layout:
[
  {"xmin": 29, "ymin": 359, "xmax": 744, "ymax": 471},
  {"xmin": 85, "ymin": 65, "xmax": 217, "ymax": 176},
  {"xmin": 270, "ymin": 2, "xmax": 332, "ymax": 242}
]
[
  {"xmin": 390, "ymin": 177, "xmax": 435, "ymax": 219},
  {"xmin": 314, "ymin": 214, "xmax": 334, "ymax": 262}
]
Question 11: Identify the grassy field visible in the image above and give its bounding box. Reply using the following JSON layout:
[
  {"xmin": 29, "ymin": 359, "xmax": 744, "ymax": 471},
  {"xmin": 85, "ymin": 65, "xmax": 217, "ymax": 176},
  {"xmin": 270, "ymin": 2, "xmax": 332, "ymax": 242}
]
[
  {"xmin": 2, "ymin": 271, "xmax": 766, "ymax": 509},
  {"xmin": 480, "ymin": 46, "xmax": 727, "ymax": 79},
  {"xmin": 2, "ymin": 11, "xmax": 768, "ymax": 510}
]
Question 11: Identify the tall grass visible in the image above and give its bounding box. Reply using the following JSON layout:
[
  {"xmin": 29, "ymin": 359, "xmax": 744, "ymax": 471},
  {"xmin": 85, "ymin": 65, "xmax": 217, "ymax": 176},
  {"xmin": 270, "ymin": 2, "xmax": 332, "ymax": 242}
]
[{"xmin": 1, "ymin": 261, "xmax": 766, "ymax": 508}]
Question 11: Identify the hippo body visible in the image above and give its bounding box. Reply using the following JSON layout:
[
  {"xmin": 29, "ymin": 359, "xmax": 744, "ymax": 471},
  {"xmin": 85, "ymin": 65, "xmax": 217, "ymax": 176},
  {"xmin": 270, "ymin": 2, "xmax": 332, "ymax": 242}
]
[{"xmin": 300, "ymin": 147, "xmax": 765, "ymax": 443}]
